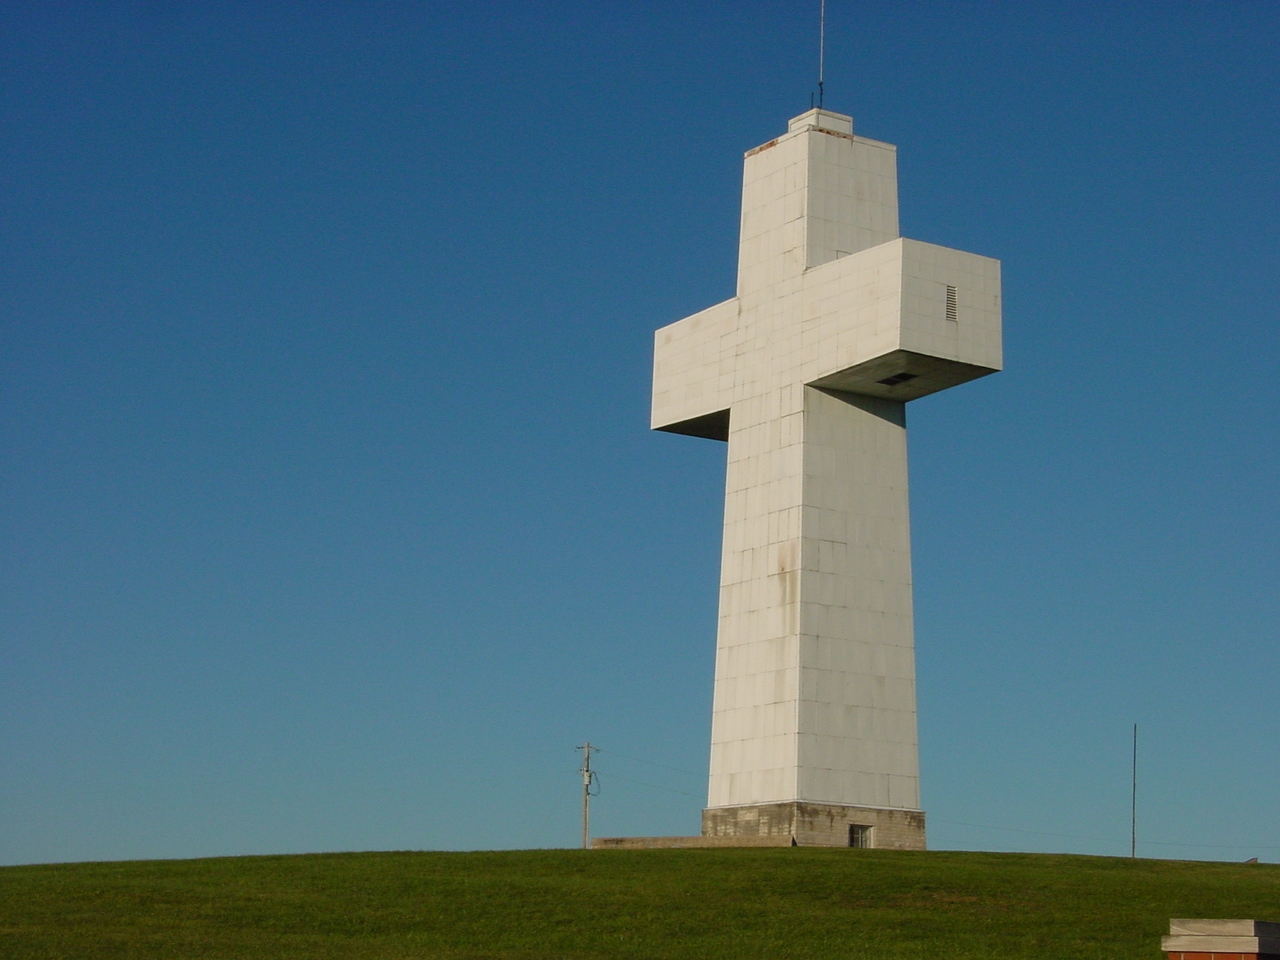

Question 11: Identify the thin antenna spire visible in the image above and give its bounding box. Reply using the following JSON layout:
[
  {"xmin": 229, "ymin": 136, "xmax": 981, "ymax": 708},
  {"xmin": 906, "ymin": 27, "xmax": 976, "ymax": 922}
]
[{"xmin": 818, "ymin": 0, "xmax": 826, "ymax": 108}]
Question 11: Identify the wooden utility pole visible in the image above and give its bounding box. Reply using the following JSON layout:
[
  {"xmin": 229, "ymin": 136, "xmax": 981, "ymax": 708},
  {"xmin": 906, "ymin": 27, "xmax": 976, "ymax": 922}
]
[{"xmin": 578, "ymin": 743, "xmax": 598, "ymax": 850}]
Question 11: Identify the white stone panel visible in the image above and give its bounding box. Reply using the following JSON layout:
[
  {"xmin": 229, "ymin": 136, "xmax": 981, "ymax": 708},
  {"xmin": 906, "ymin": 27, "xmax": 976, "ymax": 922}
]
[{"xmin": 651, "ymin": 297, "xmax": 738, "ymax": 431}]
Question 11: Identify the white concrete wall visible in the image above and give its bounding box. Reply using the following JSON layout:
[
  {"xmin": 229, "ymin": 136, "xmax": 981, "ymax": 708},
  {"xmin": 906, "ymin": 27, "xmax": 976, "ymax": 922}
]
[
  {"xmin": 708, "ymin": 382, "xmax": 806, "ymax": 805},
  {"xmin": 737, "ymin": 109, "xmax": 899, "ymax": 297},
  {"xmin": 706, "ymin": 385, "xmax": 919, "ymax": 811},
  {"xmin": 650, "ymin": 297, "xmax": 737, "ymax": 431},
  {"xmin": 899, "ymin": 239, "xmax": 1002, "ymax": 372},
  {"xmin": 796, "ymin": 388, "xmax": 919, "ymax": 810}
]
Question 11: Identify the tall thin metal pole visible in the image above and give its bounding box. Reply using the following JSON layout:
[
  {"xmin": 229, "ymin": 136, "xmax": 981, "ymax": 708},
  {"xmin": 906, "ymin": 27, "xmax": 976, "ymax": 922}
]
[{"xmin": 1130, "ymin": 723, "xmax": 1138, "ymax": 858}]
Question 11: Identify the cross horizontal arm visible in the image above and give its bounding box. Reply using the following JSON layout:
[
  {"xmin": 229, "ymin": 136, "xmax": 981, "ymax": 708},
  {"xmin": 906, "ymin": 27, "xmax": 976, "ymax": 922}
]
[
  {"xmin": 651, "ymin": 296, "xmax": 740, "ymax": 440},
  {"xmin": 652, "ymin": 238, "xmax": 1001, "ymax": 443}
]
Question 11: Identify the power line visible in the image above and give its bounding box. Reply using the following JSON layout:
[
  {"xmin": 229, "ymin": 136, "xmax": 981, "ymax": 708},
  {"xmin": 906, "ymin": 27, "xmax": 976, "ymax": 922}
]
[
  {"xmin": 595, "ymin": 747, "xmax": 700, "ymax": 779},
  {"xmin": 595, "ymin": 771, "xmax": 701, "ymax": 799},
  {"xmin": 933, "ymin": 817, "xmax": 1280, "ymax": 851},
  {"xmin": 933, "ymin": 818, "xmax": 1122, "ymax": 845}
]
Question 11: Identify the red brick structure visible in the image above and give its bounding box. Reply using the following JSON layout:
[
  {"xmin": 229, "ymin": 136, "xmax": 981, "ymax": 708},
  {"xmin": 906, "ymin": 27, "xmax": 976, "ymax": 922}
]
[{"xmin": 1162, "ymin": 920, "xmax": 1280, "ymax": 960}]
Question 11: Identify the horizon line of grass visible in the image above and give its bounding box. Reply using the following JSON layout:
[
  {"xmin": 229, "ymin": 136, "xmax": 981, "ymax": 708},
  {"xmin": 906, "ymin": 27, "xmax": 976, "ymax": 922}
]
[{"xmin": 3, "ymin": 846, "xmax": 1278, "ymax": 959}]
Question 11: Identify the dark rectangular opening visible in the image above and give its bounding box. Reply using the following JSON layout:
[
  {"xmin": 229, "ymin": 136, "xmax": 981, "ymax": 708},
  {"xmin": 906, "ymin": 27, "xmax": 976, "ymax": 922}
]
[
  {"xmin": 876, "ymin": 372, "xmax": 918, "ymax": 387},
  {"xmin": 849, "ymin": 824, "xmax": 872, "ymax": 849}
]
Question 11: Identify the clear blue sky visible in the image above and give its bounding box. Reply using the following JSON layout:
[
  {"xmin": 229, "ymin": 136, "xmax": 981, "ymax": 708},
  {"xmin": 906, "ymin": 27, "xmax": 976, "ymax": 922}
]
[{"xmin": 2, "ymin": 1, "xmax": 1277, "ymax": 866}]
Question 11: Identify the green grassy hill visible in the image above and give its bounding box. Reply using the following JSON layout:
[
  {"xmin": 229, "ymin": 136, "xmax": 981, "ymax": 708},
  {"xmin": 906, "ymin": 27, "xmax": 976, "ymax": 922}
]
[{"xmin": 2, "ymin": 848, "xmax": 1277, "ymax": 959}]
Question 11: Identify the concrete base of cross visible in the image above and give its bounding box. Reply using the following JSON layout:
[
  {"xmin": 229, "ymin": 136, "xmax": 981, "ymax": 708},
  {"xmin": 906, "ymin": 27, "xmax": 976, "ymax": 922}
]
[{"xmin": 702, "ymin": 800, "xmax": 926, "ymax": 850}]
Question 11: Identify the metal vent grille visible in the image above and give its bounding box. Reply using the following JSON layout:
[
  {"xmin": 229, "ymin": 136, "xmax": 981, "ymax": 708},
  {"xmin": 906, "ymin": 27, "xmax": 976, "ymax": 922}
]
[{"xmin": 946, "ymin": 285, "xmax": 958, "ymax": 322}]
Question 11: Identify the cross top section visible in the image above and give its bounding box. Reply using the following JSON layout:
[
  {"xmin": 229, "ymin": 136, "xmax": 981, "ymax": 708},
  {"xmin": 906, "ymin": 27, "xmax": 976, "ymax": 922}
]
[
  {"xmin": 654, "ymin": 109, "xmax": 1001, "ymax": 441},
  {"xmin": 739, "ymin": 108, "xmax": 897, "ymax": 296}
]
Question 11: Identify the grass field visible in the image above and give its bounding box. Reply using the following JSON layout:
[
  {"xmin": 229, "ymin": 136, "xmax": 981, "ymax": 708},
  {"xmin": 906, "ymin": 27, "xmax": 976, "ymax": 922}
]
[{"xmin": 2, "ymin": 847, "xmax": 1277, "ymax": 959}]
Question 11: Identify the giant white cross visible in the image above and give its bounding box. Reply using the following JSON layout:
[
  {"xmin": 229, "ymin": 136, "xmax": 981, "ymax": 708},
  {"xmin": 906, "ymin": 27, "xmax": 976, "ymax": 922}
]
[{"xmin": 651, "ymin": 109, "xmax": 1002, "ymax": 849}]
